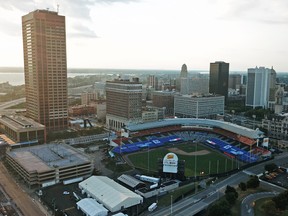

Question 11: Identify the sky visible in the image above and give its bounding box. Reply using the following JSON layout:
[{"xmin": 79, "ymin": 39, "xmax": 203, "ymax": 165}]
[{"xmin": 0, "ymin": 0, "xmax": 288, "ymax": 71}]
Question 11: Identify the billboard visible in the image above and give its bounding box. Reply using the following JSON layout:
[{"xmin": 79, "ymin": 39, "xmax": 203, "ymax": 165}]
[{"xmin": 163, "ymin": 153, "xmax": 178, "ymax": 173}]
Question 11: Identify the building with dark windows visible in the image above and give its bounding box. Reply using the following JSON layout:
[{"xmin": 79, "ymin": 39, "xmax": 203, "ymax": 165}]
[
  {"xmin": 106, "ymin": 79, "xmax": 142, "ymax": 131},
  {"xmin": 229, "ymin": 74, "xmax": 242, "ymax": 90},
  {"xmin": 209, "ymin": 61, "xmax": 229, "ymax": 102},
  {"xmin": 151, "ymin": 91, "xmax": 175, "ymax": 117},
  {"xmin": 22, "ymin": 10, "xmax": 68, "ymax": 134}
]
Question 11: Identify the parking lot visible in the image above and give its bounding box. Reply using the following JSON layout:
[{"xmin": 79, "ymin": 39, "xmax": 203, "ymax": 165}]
[
  {"xmin": 41, "ymin": 183, "xmax": 83, "ymax": 216},
  {"xmin": 262, "ymin": 167, "xmax": 288, "ymax": 188}
]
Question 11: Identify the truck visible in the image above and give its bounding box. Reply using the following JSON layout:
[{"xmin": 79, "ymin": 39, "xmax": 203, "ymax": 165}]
[{"xmin": 148, "ymin": 203, "xmax": 157, "ymax": 212}]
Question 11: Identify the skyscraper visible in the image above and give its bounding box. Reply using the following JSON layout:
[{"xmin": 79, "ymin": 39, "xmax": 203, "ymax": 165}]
[
  {"xmin": 22, "ymin": 10, "xmax": 68, "ymax": 132},
  {"xmin": 180, "ymin": 64, "xmax": 188, "ymax": 78},
  {"xmin": 229, "ymin": 74, "xmax": 242, "ymax": 90},
  {"xmin": 106, "ymin": 79, "xmax": 142, "ymax": 131},
  {"xmin": 209, "ymin": 61, "xmax": 229, "ymax": 102},
  {"xmin": 246, "ymin": 66, "xmax": 276, "ymax": 108}
]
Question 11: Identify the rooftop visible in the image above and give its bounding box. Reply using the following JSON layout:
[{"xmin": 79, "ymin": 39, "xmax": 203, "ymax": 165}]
[{"xmin": 7, "ymin": 144, "xmax": 91, "ymax": 173}]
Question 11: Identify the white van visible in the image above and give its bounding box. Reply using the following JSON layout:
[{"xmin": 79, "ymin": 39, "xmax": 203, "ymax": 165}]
[{"xmin": 148, "ymin": 203, "xmax": 157, "ymax": 212}]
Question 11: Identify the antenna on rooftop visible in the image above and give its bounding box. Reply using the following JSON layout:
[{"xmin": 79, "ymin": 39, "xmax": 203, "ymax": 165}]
[{"xmin": 57, "ymin": 4, "xmax": 60, "ymax": 13}]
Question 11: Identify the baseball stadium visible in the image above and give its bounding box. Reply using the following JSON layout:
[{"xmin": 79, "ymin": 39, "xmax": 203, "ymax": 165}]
[{"xmin": 110, "ymin": 118, "xmax": 270, "ymax": 177}]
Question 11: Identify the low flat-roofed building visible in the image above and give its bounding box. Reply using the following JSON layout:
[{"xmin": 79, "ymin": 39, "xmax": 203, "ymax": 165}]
[
  {"xmin": 117, "ymin": 174, "xmax": 146, "ymax": 190},
  {"xmin": 79, "ymin": 176, "xmax": 143, "ymax": 213},
  {"xmin": 6, "ymin": 143, "xmax": 93, "ymax": 187},
  {"xmin": 0, "ymin": 115, "xmax": 45, "ymax": 144}
]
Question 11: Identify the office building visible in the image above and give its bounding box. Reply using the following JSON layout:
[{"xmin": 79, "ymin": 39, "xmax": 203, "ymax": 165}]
[
  {"xmin": 246, "ymin": 67, "xmax": 275, "ymax": 108},
  {"xmin": 174, "ymin": 94, "xmax": 224, "ymax": 118},
  {"xmin": 229, "ymin": 74, "xmax": 242, "ymax": 89},
  {"xmin": 152, "ymin": 91, "xmax": 175, "ymax": 117},
  {"xmin": 0, "ymin": 115, "xmax": 45, "ymax": 144},
  {"xmin": 147, "ymin": 75, "xmax": 158, "ymax": 90},
  {"xmin": 209, "ymin": 61, "xmax": 229, "ymax": 102},
  {"xmin": 176, "ymin": 64, "xmax": 188, "ymax": 91},
  {"xmin": 262, "ymin": 115, "xmax": 288, "ymax": 140},
  {"xmin": 22, "ymin": 10, "xmax": 68, "ymax": 132},
  {"xmin": 180, "ymin": 76, "xmax": 209, "ymax": 95},
  {"xmin": 180, "ymin": 64, "xmax": 188, "ymax": 78},
  {"xmin": 106, "ymin": 79, "xmax": 142, "ymax": 131}
]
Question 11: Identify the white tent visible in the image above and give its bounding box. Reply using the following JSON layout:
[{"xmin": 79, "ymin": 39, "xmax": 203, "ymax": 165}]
[
  {"xmin": 79, "ymin": 176, "xmax": 143, "ymax": 212},
  {"xmin": 77, "ymin": 198, "xmax": 108, "ymax": 216}
]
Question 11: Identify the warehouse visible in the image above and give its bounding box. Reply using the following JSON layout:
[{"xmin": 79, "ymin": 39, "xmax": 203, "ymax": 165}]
[
  {"xmin": 77, "ymin": 198, "xmax": 108, "ymax": 216},
  {"xmin": 79, "ymin": 176, "xmax": 143, "ymax": 213}
]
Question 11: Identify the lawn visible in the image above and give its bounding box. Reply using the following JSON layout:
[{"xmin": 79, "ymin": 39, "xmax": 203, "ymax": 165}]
[{"xmin": 127, "ymin": 142, "xmax": 239, "ymax": 177}]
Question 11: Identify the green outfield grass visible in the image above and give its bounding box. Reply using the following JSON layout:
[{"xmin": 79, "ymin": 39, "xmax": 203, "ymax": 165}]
[{"xmin": 127, "ymin": 142, "xmax": 240, "ymax": 177}]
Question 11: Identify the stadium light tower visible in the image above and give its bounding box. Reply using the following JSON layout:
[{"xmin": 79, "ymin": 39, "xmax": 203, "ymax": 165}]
[{"xmin": 148, "ymin": 143, "xmax": 150, "ymax": 173}]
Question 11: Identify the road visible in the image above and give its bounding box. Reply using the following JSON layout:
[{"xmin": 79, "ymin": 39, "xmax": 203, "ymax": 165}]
[
  {"xmin": 0, "ymin": 98, "xmax": 25, "ymax": 110},
  {"xmin": 150, "ymin": 153, "xmax": 288, "ymax": 216},
  {"xmin": 241, "ymin": 192, "xmax": 279, "ymax": 216},
  {"xmin": 0, "ymin": 162, "xmax": 48, "ymax": 216}
]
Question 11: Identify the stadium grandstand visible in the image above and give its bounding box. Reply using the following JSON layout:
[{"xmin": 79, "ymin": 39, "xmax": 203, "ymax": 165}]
[{"xmin": 110, "ymin": 118, "xmax": 269, "ymax": 164}]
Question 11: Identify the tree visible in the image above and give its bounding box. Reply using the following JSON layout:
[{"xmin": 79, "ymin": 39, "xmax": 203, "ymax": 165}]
[
  {"xmin": 207, "ymin": 200, "xmax": 231, "ymax": 216},
  {"xmin": 247, "ymin": 175, "xmax": 260, "ymax": 188},
  {"xmin": 262, "ymin": 200, "xmax": 279, "ymax": 216},
  {"xmin": 238, "ymin": 182, "xmax": 247, "ymax": 191},
  {"xmin": 272, "ymin": 190, "xmax": 288, "ymax": 211},
  {"xmin": 265, "ymin": 163, "xmax": 278, "ymax": 172},
  {"xmin": 225, "ymin": 185, "xmax": 238, "ymax": 205}
]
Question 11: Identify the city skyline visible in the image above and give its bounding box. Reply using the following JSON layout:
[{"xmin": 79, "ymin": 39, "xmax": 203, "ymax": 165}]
[{"xmin": 1, "ymin": 0, "xmax": 288, "ymax": 71}]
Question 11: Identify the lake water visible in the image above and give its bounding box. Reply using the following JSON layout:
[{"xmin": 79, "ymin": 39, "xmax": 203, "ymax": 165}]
[{"xmin": 0, "ymin": 67, "xmax": 181, "ymax": 86}]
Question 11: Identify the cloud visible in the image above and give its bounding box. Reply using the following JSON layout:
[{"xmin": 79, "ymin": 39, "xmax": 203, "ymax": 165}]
[
  {"xmin": 210, "ymin": 0, "xmax": 288, "ymax": 25},
  {"xmin": 69, "ymin": 24, "xmax": 98, "ymax": 38},
  {"xmin": 0, "ymin": 0, "xmax": 139, "ymax": 38}
]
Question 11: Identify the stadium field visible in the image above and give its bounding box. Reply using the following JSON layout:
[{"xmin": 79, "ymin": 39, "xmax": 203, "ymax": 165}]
[{"xmin": 126, "ymin": 142, "xmax": 240, "ymax": 176}]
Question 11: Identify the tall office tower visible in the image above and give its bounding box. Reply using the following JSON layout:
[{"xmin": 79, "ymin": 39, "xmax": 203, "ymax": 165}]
[
  {"xmin": 209, "ymin": 61, "xmax": 229, "ymax": 102},
  {"xmin": 147, "ymin": 75, "xmax": 158, "ymax": 90},
  {"xmin": 246, "ymin": 67, "xmax": 274, "ymax": 108},
  {"xmin": 180, "ymin": 64, "xmax": 188, "ymax": 78},
  {"xmin": 22, "ymin": 10, "xmax": 68, "ymax": 132},
  {"xmin": 229, "ymin": 74, "xmax": 242, "ymax": 89},
  {"xmin": 269, "ymin": 67, "xmax": 277, "ymax": 101},
  {"xmin": 176, "ymin": 64, "xmax": 188, "ymax": 91},
  {"xmin": 106, "ymin": 79, "xmax": 142, "ymax": 131}
]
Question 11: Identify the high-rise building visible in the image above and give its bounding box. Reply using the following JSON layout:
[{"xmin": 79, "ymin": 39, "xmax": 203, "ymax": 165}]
[
  {"xmin": 147, "ymin": 75, "xmax": 158, "ymax": 90},
  {"xmin": 209, "ymin": 61, "xmax": 229, "ymax": 102},
  {"xmin": 229, "ymin": 74, "xmax": 242, "ymax": 89},
  {"xmin": 152, "ymin": 91, "xmax": 175, "ymax": 116},
  {"xmin": 176, "ymin": 64, "xmax": 188, "ymax": 91},
  {"xmin": 106, "ymin": 79, "xmax": 142, "ymax": 131},
  {"xmin": 246, "ymin": 67, "xmax": 275, "ymax": 108},
  {"xmin": 22, "ymin": 10, "xmax": 68, "ymax": 132},
  {"xmin": 180, "ymin": 64, "xmax": 188, "ymax": 78}
]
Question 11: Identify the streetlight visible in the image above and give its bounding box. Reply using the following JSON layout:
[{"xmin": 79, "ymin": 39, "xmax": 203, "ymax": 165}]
[
  {"xmin": 170, "ymin": 195, "xmax": 173, "ymax": 215},
  {"xmin": 252, "ymin": 114, "xmax": 256, "ymax": 130}
]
